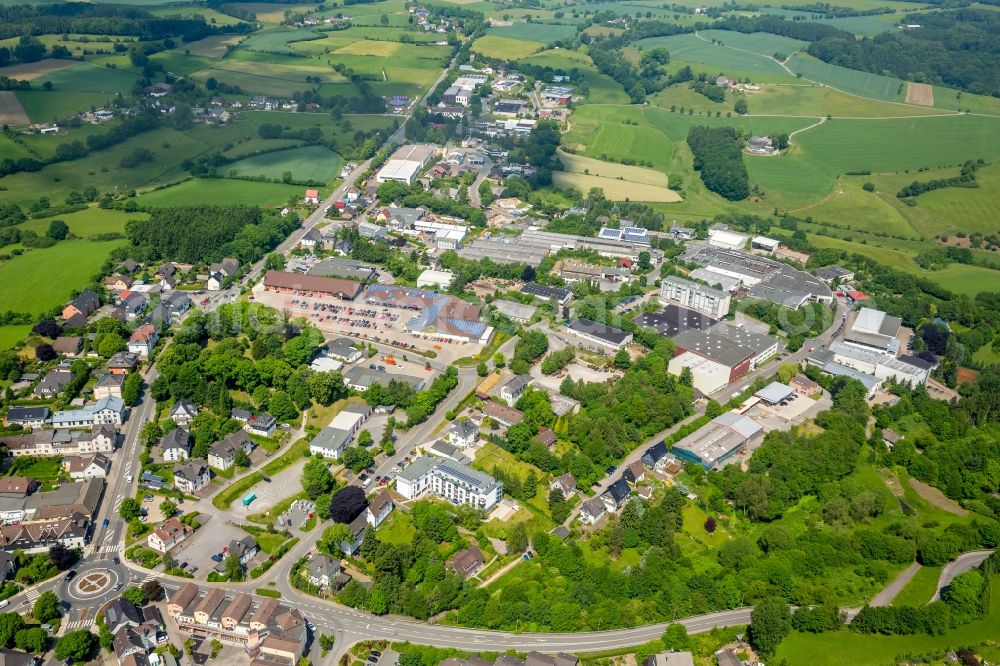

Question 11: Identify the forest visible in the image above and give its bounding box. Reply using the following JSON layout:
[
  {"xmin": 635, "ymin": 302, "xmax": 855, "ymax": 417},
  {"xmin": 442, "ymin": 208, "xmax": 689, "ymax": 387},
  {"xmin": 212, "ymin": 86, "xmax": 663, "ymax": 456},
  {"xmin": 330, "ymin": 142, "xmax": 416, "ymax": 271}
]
[
  {"xmin": 686, "ymin": 126, "xmax": 750, "ymax": 201},
  {"xmin": 123, "ymin": 205, "xmax": 299, "ymax": 264},
  {"xmin": 806, "ymin": 9, "xmax": 1000, "ymax": 96}
]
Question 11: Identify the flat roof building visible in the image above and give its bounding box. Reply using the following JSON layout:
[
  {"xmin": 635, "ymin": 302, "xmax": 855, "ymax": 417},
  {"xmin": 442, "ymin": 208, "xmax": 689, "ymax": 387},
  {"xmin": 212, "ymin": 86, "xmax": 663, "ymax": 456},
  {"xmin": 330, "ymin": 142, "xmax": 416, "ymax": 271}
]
[
  {"xmin": 755, "ymin": 381, "xmax": 794, "ymax": 405},
  {"xmin": 395, "ymin": 456, "xmax": 502, "ymax": 511},
  {"xmin": 308, "ymin": 258, "xmax": 377, "ymax": 283},
  {"xmin": 566, "ymin": 318, "xmax": 632, "ymax": 351},
  {"xmin": 672, "ymin": 412, "xmax": 763, "ymax": 469},
  {"xmin": 708, "ymin": 228, "xmax": 749, "ymax": 251},
  {"xmin": 262, "ymin": 271, "xmax": 362, "ymax": 301},
  {"xmin": 667, "ymin": 351, "xmax": 729, "ymax": 396},
  {"xmin": 634, "ymin": 305, "xmax": 718, "ymax": 338},
  {"xmin": 376, "ymin": 144, "xmax": 437, "ymax": 185},
  {"xmin": 489, "ymin": 299, "xmax": 536, "ymax": 324},
  {"xmin": 845, "ymin": 307, "xmax": 901, "ymax": 354},
  {"xmin": 416, "ymin": 269, "xmax": 455, "ymax": 290},
  {"xmin": 660, "ymin": 275, "xmax": 731, "ymax": 319}
]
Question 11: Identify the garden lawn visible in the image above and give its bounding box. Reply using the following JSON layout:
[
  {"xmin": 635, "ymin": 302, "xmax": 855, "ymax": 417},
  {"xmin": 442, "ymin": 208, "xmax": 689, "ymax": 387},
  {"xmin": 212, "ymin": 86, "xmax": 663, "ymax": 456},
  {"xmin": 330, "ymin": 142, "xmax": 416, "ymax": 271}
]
[
  {"xmin": 774, "ymin": 578, "xmax": 1000, "ymax": 666},
  {"xmin": 0, "ymin": 239, "xmax": 126, "ymax": 314},
  {"xmin": 255, "ymin": 531, "xmax": 294, "ymax": 555},
  {"xmin": 9, "ymin": 456, "xmax": 63, "ymax": 482},
  {"xmin": 138, "ymin": 179, "xmax": 303, "ymax": 208},
  {"xmin": 376, "ymin": 512, "xmax": 416, "ymax": 545}
]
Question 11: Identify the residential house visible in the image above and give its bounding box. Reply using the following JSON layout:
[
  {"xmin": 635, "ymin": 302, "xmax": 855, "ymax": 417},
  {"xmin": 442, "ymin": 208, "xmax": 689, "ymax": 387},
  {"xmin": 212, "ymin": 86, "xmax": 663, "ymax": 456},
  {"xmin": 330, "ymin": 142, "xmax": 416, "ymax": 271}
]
[
  {"xmin": 305, "ymin": 555, "xmax": 340, "ymax": 588},
  {"xmin": 622, "ymin": 461, "xmax": 645, "ymax": 484},
  {"xmin": 164, "ymin": 292, "xmax": 191, "ymax": 315},
  {"xmin": 94, "ymin": 373, "xmax": 126, "ymax": 400},
  {"xmin": 789, "ymin": 374, "xmax": 820, "ymax": 397},
  {"xmin": 174, "ymin": 458, "xmax": 210, "ymax": 494},
  {"xmin": 0, "ymin": 516, "xmax": 89, "ymax": 553},
  {"xmin": 477, "ymin": 402, "xmax": 523, "ymax": 428},
  {"xmin": 128, "ymin": 325, "xmax": 158, "ymax": 358},
  {"xmin": 365, "ymin": 490, "xmax": 394, "ymax": 528},
  {"xmin": 106, "ymin": 275, "xmax": 133, "ymax": 292},
  {"xmin": 120, "ymin": 293, "xmax": 147, "ymax": 319},
  {"xmin": 34, "ymin": 368, "xmax": 73, "ymax": 398},
  {"xmin": 4, "ymin": 407, "xmax": 49, "ymax": 429},
  {"xmin": 63, "ymin": 453, "xmax": 112, "ymax": 479},
  {"xmin": 207, "ymin": 273, "xmax": 224, "ymax": 292},
  {"xmin": 309, "ymin": 427, "xmax": 352, "ymax": 460},
  {"xmin": 209, "ymin": 257, "xmax": 240, "ymax": 278},
  {"xmin": 231, "ymin": 408, "xmax": 252, "ymax": 424},
  {"xmin": 62, "ymin": 289, "xmax": 100, "ymax": 322},
  {"xmin": 108, "ymin": 352, "xmax": 139, "ymax": 375},
  {"xmin": 304, "ymin": 189, "xmax": 320, "ymax": 205},
  {"xmin": 227, "ymin": 535, "xmax": 259, "ymax": 565},
  {"xmin": 159, "ymin": 429, "xmax": 191, "ymax": 462},
  {"xmin": 245, "ymin": 413, "xmax": 277, "ymax": 438},
  {"xmin": 447, "ymin": 420, "xmax": 478, "ymax": 448},
  {"xmin": 536, "ymin": 427, "xmax": 556, "ymax": 448},
  {"xmin": 579, "ymin": 497, "xmax": 606, "ymax": 525},
  {"xmin": 51, "ymin": 396, "xmax": 125, "ymax": 428},
  {"xmin": 147, "ymin": 517, "xmax": 191, "ymax": 553},
  {"xmin": 53, "ymin": 336, "xmax": 83, "ymax": 357},
  {"xmin": 0, "ymin": 477, "xmax": 37, "ymax": 499},
  {"xmin": 643, "ymin": 653, "xmax": 694, "ymax": 666},
  {"xmin": 146, "ymin": 305, "xmax": 171, "ymax": 328},
  {"xmin": 549, "ymin": 473, "xmax": 576, "ymax": 498},
  {"xmin": 500, "ymin": 375, "xmax": 532, "ymax": 406},
  {"xmin": 450, "ymin": 546, "xmax": 485, "ymax": 579},
  {"xmin": 1, "ymin": 425, "xmax": 115, "ymax": 457},
  {"xmin": 169, "ymin": 399, "xmax": 198, "ymax": 426},
  {"xmin": 641, "ymin": 442, "xmax": 669, "ymax": 470},
  {"xmin": 207, "ymin": 431, "xmax": 254, "ymax": 471},
  {"xmin": 601, "ymin": 478, "xmax": 630, "ymax": 513},
  {"xmin": 337, "ymin": 513, "xmax": 368, "ymax": 556}
]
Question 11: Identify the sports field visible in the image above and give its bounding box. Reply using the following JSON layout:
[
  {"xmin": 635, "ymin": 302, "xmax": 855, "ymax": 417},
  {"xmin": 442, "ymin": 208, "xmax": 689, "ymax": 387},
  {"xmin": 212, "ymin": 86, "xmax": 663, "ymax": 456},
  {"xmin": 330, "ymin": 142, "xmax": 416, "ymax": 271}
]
[
  {"xmin": 786, "ymin": 53, "xmax": 904, "ymax": 102},
  {"xmin": 0, "ymin": 239, "xmax": 126, "ymax": 314},
  {"xmin": 229, "ymin": 146, "xmax": 343, "ymax": 183},
  {"xmin": 137, "ymin": 178, "xmax": 304, "ymax": 208}
]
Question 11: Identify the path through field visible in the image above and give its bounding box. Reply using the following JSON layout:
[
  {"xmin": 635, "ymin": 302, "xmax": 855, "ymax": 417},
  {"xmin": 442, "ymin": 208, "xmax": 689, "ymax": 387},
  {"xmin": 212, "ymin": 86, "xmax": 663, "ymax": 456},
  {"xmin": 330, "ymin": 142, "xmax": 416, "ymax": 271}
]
[
  {"xmin": 870, "ymin": 562, "xmax": 922, "ymax": 607},
  {"xmin": 0, "ymin": 92, "xmax": 29, "ymax": 126},
  {"xmin": 908, "ymin": 478, "xmax": 969, "ymax": 516},
  {"xmin": 905, "ymin": 82, "xmax": 934, "ymax": 106}
]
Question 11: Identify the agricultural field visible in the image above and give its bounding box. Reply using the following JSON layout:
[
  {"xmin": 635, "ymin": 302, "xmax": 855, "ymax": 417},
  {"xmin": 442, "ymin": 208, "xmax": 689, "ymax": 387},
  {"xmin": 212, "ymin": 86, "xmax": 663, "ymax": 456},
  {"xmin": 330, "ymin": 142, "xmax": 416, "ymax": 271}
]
[
  {"xmin": 228, "ymin": 145, "xmax": 343, "ymax": 183},
  {"xmin": 731, "ymin": 83, "xmax": 945, "ymax": 118},
  {"xmin": 786, "ymin": 52, "xmax": 905, "ymax": 101},
  {"xmin": 0, "ymin": 238, "xmax": 126, "ymax": 315},
  {"xmin": 485, "ymin": 22, "xmax": 578, "ymax": 43},
  {"xmin": 636, "ymin": 33, "xmax": 793, "ymax": 77},
  {"xmin": 173, "ymin": 34, "xmax": 247, "ymax": 58},
  {"xmin": 137, "ymin": 178, "xmax": 304, "ymax": 208},
  {"xmin": 472, "ymin": 35, "xmax": 543, "ymax": 59},
  {"xmin": 555, "ymin": 151, "xmax": 681, "ymax": 202},
  {"xmin": 0, "ymin": 93, "xmax": 29, "ymax": 126},
  {"xmin": 0, "ymin": 58, "xmax": 81, "ymax": 81}
]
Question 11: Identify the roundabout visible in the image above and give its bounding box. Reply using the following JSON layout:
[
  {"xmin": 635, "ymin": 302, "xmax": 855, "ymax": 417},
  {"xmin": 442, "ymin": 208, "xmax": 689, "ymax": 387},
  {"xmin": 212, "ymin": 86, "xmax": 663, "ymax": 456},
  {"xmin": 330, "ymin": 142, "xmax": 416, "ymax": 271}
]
[{"xmin": 56, "ymin": 559, "xmax": 129, "ymax": 608}]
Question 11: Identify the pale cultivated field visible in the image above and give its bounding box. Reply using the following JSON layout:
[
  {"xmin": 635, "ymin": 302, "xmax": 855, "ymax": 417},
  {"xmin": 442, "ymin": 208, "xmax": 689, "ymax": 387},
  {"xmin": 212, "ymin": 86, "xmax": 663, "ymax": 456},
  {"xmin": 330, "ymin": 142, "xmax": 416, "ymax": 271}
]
[
  {"xmin": 0, "ymin": 92, "xmax": 29, "ymax": 126},
  {"xmin": 905, "ymin": 82, "xmax": 934, "ymax": 106}
]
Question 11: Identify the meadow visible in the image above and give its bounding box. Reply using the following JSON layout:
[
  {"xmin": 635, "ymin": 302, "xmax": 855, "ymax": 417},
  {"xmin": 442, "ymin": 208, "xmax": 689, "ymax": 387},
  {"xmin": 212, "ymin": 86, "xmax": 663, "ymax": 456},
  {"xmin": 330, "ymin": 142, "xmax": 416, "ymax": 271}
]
[
  {"xmin": 18, "ymin": 206, "xmax": 145, "ymax": 238},
  {"xmin": 486, "ymin": 22, "xmax": 578, "ymax": 43},
  {"xmin": 0, "ymin": 326, "xmax": 31, "ymax": 352},
  {"xmin": 0, "ymin": 238, "xmax": 126, "ymax": 314},
  {"xmin": 173, "ymin": 34, "xmax": 246, "ymax": 58},
  {"xmin": 137, "ymin": 178, "xmax": 304, "ymax": 208},
  {"xmin": 636, "ymin": 33, "xmax": 792, "ymax": 77},
  {"xmin": 731, "ymin": 83, "xmax": 944, "ymax": 118},
  {"xmin": 555, "ymin": 151, "xmax": 681, "ymax": 202},
  {"xmin": 228, "ymin": 145, "xmax": 343, "ymax": 183},
  {"xmin": 786, "ymin": 52, "xmax": 904, "ymax": 102},
  {"xmin": 774, "ymin": 578, "xmax": 1000, "ymax": 666},
  {"xmin": 473, "ymin": 35, "xmax": 543, "ymax": 59}
]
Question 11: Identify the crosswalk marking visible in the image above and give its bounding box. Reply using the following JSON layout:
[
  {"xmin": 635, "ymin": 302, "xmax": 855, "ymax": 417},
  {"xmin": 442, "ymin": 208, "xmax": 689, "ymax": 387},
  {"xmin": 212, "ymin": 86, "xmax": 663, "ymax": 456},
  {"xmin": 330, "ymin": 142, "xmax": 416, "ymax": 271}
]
[
  {"xmin": 24, "ymin": 588, "xmax": 40, "ymax": 602},
  {"xmin": 64, "ymin": 619, "xmax": 94, "ymax": 630},
  {"xmin": 96, "ymin": 545, "xmax": 123, "ymax": 554}
]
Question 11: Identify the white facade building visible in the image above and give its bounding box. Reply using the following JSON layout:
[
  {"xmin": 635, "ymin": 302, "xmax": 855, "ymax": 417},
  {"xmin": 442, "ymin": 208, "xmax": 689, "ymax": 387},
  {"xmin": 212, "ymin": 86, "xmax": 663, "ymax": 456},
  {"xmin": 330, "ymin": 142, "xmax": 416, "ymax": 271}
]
[
  {"xmin": 660, "ymin": 276, "xmax": 731, "ymax": 319},
  {"xmin": 394, "ymin": 457, "xmax": 502, "ymax": 511}
]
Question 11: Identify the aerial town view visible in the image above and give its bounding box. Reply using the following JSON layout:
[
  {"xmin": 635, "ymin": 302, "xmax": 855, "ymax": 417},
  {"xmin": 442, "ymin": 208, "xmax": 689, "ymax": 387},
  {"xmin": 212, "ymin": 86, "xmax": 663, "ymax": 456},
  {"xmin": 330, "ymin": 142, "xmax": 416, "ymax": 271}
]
[{"xmin": 0, "ymin": 0, "xmax": 998, "ymax": 664}]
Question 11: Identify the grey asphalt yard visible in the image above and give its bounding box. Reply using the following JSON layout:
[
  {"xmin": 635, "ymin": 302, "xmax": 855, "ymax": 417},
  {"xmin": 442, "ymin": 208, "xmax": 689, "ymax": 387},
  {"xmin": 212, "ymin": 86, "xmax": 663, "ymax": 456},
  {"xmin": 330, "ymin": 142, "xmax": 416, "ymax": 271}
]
[{"xmin": 168, "ymin": 518, "xmax": 249, "ymax": 577}]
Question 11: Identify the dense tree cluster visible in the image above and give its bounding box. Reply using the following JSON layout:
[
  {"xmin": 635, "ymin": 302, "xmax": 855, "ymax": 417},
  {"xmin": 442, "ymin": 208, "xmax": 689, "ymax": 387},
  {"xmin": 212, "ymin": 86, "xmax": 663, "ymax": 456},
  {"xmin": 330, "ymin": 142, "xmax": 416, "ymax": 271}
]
[
  {"xmin": 897, "ymin": 160, "xmax": 982, "ymax": 198},
  {"xmin": 125, "ymin": 205, "xmax": 299, "ymax": 264},
  {"xmin": 806, "ymin": 9, "xmax": 1000, "ymax": 96},
  {"xmin": 686, "ymin": 126, "xmax": 750, "ymax": 201}
]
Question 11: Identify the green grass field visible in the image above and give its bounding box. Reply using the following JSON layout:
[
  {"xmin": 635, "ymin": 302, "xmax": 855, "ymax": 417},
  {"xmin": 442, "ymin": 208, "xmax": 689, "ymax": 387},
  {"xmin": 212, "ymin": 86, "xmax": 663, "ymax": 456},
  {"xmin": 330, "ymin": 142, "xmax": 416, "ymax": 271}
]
[
  {"xmin": 0, "ymin": 326, "xmax": 31, "ymax": 351},
  {"xmin": 15, "ymin": 91, "xmax": 120, "ymax": 124},
  {"xmin": 562, "ymin": 104, "xmax": 676, "ymax": 172},
  {"xmin": 637, "ymin": 33, "xmax": 792, "ymax": 77},
  {"xmin": 486, "ymin": 22, "xmax": 578, "ymax": 43},
  {"xmin": 138, "ymin": 178, "xmax": 304, "ymax": 208},
  {"xmin": 775, "ymin": 578, "xmax": 1000, "ymax": 666},
  {"xmin": 0, "ymin": 239, "xmax": 126, "ymax": 314},
  {"xmin": 786, "ymin": 52, "xmax": 904, "ymax": 101},
  {"xmin": 472, "ymin": 35, "xmax": 543, "ymax": 59},
  {"xmin": 697, "ymin": 29, "xmax": 809, "ymax": 57},
  {"xmin": 18, "ymin": 206, "xmax": 145, "ymax": 238},
  {"xmin": 228, "ymin": 145, "xmax": 343, "ymax": 183},
  {"xmin": 890, "ymin": 565, "xmax": 941, "ymax": 607},
  {"xmin": 172, "ymin": 34, "xmax": 246, "ymax": 58},
  {"xmin": 737, "ymin": 83, "xmax": 945, "ymax": 118}
]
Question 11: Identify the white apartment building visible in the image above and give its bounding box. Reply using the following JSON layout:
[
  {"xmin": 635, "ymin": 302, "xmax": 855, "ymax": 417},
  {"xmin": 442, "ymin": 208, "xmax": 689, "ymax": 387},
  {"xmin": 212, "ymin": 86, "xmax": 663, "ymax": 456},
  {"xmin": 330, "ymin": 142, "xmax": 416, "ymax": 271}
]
[
  {"xmin": 660, "ymin": 276, "xmax": 731, "ymax": 319},
  {"xmin": 395, "ymin": 457, "xmax": 502, "ymax": 511}
]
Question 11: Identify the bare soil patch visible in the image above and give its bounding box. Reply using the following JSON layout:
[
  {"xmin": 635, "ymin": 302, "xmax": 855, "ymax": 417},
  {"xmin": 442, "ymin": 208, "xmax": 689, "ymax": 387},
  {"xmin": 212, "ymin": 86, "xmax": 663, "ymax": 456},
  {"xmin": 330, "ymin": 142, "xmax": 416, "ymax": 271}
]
[
  {"xmin": 906, "ymin": 82, "xmax": 934, "ymax": 106},
  {"xmin": 0, "ymin": 58, "xmax": 78, "ymax": 81},
  {"xmin": 909, "ymin": 477, "xmax": 968, "ymax": 516},
  {"xmin": 0, "ymin": 92, "xmax": 29, "ymax": 126}
]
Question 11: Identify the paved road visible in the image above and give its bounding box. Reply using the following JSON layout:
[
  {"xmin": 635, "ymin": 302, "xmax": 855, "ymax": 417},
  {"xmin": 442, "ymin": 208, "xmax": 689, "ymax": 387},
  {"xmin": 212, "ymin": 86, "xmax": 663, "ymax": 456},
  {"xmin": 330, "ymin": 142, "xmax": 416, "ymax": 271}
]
[
  {"xmin": 870, "ymin": 562, "xmax": 921, "ymax": 607},
  {"xmin": 467, "ymin": 156, "xmax": 494, "ymax": 208},
  {"xmin": 932, "ymin": 550, "xmax": 995, "ymax": 602}
]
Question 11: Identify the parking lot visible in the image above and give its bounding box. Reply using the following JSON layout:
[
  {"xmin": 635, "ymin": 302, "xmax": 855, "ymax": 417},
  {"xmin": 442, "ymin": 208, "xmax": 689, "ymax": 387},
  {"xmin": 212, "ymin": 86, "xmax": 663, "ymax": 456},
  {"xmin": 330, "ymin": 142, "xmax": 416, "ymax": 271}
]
[
  {"xmin": 167, "ymin": 517, "xmax": 249, "ymax": 578},
  {"xmin": 252, "ymin": 286, "xmax": 481, "ymax": 365}
]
